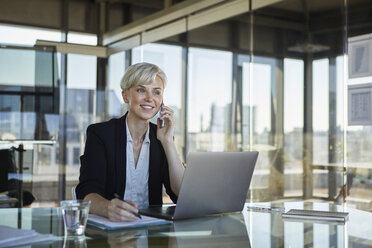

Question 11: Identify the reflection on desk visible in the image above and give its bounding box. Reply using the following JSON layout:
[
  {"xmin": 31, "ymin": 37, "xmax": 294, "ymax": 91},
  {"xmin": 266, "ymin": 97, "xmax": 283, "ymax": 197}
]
[
  {"xmin": 171, "ymin": 214, "xmax": 250, "ymax": 248},
  {"xmin": 86, "ymin": 214, "xmax": 250, "ymax": 248},
  {"xmin": 245, "ymin": 201, "xmax": 372, "ymax": 247},
  {"xmin": 0, "ymin": 202, "xmax": 371, "ymax": 247}
]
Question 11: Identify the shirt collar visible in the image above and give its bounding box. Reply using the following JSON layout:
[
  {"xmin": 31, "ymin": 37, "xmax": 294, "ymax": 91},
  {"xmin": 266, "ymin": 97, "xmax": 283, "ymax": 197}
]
[{"xmin": 125, "ymin": 117, "xmax": 150, "ymax": 144}]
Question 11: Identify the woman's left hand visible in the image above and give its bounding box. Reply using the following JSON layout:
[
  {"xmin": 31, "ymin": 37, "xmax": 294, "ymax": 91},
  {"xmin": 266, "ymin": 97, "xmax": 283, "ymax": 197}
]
[{"xmin": 156, "ymin": 104, "xmax": 175, "ymax": 144}]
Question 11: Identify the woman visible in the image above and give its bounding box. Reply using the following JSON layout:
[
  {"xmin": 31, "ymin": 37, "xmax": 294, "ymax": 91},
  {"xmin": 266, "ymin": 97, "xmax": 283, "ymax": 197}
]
[{"xmin": 76, "ymin": 62, "xmax": 185, "ymax": 222}]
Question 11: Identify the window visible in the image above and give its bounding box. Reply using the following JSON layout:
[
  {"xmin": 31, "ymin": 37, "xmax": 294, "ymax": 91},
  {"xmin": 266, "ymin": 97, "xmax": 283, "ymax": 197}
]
[
  {"xmin": 284, "ymin": 58, "xmax": 304, "ymax": 197},
  {"xmin": 65, "ymin": 48, "xmax": 97, "ymax": 186},
  {"xmin": 313, "ymin": 58, "xmax": 329, "ymax": 164},
  {"xmin": 0, "ymin": 24, "xmax": 60, "ymax": 45},
  {"xmin": 67, "ymin": 32, "xmax": 97, "ymax": 46},
  {"xmin": 38, "ymin": 146, "xmax": 52, "ymax": 166},
  {"xmin": 249, "ymin": 56, "xmax": 278, "ymax": 200},
  {"xmin": 346, "ymin": 53, "xmax": 372, "ymax": 203},
  {"xmin": 187, "ymin": 47, "xmax": 232, "ymax": 152},
  {"xmin": 107, "ymin": 51, "xmax": 126, "ymax": 118},
  {"xmin": 312, "ymin": 58, "xmax": 330, "ymax": 198},
  {"xmin": 73, "ymin": 147, "xmax": 80, "ymax": 165}
]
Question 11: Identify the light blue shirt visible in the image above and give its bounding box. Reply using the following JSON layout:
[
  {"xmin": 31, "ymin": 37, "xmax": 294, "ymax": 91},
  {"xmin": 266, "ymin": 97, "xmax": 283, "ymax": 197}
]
[{"xmin": 123, "ymin": 118, "xmax": 150, "ymax": 209}]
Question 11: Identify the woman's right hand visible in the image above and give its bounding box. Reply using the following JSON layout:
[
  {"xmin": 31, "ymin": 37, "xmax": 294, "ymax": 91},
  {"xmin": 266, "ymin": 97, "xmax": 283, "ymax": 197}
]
[
  {"xmin": 107, "ymin": 198, "xmax": 140, "ymax": 222},
  {"xmin": 84, "ymin": 193, "xmax": 140, "ymax": 222}
]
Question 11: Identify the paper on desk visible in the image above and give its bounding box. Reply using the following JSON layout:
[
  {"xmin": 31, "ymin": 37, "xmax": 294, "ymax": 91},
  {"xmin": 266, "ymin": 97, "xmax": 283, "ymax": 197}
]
[
  {"xmin": 0, "ymin": 225, "xmax": 54, "ymax": 248},
  {"xmin": 88, "ymin": 214, "xmax": 171, "ymax": 230}
]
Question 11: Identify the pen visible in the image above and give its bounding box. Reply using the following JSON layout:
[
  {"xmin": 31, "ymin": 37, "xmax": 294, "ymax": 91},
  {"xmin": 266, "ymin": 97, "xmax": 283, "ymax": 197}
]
[
  {"xmin": 114, "ymin": 193, "xmax": 142, "ymax": 219},
  {"xmin": 247, "ymin": 205, "xmax": 285, "ymax": 213}
]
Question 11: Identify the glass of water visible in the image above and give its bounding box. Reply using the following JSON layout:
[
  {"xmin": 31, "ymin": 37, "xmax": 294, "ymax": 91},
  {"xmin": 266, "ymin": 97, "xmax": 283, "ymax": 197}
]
[{"xmin": 61, "ymin": 200, "xmax": 91, "ymax": 236}]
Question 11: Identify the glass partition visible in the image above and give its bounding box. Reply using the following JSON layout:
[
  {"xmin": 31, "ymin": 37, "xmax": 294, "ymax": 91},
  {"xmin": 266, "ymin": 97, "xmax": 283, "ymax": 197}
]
[
  {"xmin": 0, "ymin": 48, "xmax": 56, "ymax": 91},
  {"xmin": 107, "ymin": 51, "xmax": 126, "ymax": 119},
  {"xmin": 2, "ymin": 0, "xmax": 372, "ymax": 211},
  {"xmin": 64, "ymin": 54, "xmax": 97, "ymax": 199},
  {"xmin": 67, "ymin": 32, "xmax": 97, "ymax": 46},
  {"xmin": 313, "ymin": 58, "xmax": 329, "ymax": 166},
  {"xmin": 0, "ymin": 45, "xmax": 59, "ymax": 205},
  {"xmin": 312, "ymin": 58, "xmax": 330, "ymax": 198},
  {"xmin": 249, "ymin": 56, "xmax": 280, "ymax": 200},
  {"xmin": 187, "ymin": 48, "xmax": 232, "ymax": 152},
  {"xmin": 0, "ymin": 24, "xmax": 60, "ymax": 46},
  {"xmin": 347, "ymin": 2, "xmax": 372, "ymax": 208},
  {"xmin": 0, "ymin": 46, "xmax": 58, "ymax": 140},
  {"xmin": 283, "ymin": 58, "xmax": 304, "ymax": 198},
  {"xmin": 242, "ymin": 0, "xmax": 348, "ymax": 203}
]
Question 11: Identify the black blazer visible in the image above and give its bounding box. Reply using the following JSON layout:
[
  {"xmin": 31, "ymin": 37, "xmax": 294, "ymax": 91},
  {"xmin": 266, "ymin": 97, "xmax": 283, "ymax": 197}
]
[{"xmin": 76, "ymin": 113, "xmax": 178, "ymax": 205}]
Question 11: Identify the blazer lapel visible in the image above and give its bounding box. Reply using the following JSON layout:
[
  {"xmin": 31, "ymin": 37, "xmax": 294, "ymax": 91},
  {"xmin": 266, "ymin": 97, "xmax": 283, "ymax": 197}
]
[
  {"xmin": 148, "ymin": 125, "xmax": 162, "ymax": 204},
  {"xmin": 115, "ymin": 113, "xmax": 127, "ymax": 199}
]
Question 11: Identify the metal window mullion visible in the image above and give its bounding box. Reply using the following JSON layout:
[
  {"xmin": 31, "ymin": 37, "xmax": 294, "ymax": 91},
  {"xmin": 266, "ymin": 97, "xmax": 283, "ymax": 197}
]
[{"xmin": 182, "ymin": 45, "xmax": 189, "ymax": 162}]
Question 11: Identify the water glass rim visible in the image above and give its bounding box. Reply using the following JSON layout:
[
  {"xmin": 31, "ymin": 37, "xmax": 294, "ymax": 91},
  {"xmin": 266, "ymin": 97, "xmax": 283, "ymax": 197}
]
[{"xmin": 60, "ymin": 199, "xmax": 91, "ymax": 207}]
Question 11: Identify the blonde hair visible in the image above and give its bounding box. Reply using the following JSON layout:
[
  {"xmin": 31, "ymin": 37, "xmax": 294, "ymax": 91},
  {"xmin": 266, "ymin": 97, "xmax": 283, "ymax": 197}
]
[{"xmin": 120, "ymin": 62, "xmax": 167, "ymax": 91}]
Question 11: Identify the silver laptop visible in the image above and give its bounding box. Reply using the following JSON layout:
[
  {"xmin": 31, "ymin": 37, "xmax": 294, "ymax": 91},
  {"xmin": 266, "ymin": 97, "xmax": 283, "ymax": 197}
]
[{"xmin": 139, "ymin": 151, "xmax": 258, "ymax": 220}]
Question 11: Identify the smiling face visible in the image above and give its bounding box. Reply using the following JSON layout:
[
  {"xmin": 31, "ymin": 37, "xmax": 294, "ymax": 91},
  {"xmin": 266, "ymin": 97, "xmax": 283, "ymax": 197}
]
[{"xmin": 122, "ymin": 76, "xmax": 164, "ymax": 122}]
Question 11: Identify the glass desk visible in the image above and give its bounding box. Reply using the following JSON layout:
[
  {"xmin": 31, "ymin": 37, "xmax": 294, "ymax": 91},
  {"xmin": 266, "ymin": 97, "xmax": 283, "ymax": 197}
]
[{"xmin": 0, "ymin": 202, "xmax": 372, "ymax": 247}]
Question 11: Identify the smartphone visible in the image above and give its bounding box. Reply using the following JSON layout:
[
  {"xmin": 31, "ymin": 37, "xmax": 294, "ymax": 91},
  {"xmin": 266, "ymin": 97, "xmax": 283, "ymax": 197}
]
[{"xmin": 157, "ymin": 103, "xmax": 164, "ymax": 128}]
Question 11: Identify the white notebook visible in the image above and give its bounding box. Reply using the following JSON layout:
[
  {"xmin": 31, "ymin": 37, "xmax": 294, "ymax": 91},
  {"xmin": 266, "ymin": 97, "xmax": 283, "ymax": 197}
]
[
  {"xmin": 87, "ymin": 214, "xmax": 171, "ymax": 230},
  {"xmin": 0, "ymin": 225, "xmax": 54, "ymax": 248}
]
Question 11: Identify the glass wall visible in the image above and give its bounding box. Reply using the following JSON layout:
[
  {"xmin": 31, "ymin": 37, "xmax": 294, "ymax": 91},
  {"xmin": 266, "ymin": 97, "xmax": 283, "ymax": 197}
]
[
  {"xmin": 0, "ymin": 24, "xmax": 61, "ymax": 204},
  {"xmin": 63, "ymin": 33, "xmax": 98, "ymax": 198},
  {"xmin": 67, "ymin": 32, "xmax": 97, "ymax": 46},
  {"xmin": 283, "ymin": 58, "xmax": 304, "ymax": 198},
  {"xmin": 0, "ymin": 26, "xmax": 99, "ymax": 202},
  {"xmin": 0, "ymin": 24, "xmax": 60, "ymax": 46},
  {"xmin": 187, "ymin": 48, "xmax": 232, "ymax": 152},
  {"xmin": 64, "ymin": 53, "xmax": 97, "ymax": 197},
  {"xmin": 346, "ymin": 31, "xmax": 372, "ymax": 208},
  {"xmin": 107, "ymin": 51, "xmax": 126, "ymax": 119},
  {"xmin": 312, "ymin": 58, "xmax": 330, "ymax": 198},
  {"xmin": 247, "ymin": 56, "xmax": 282, "ymax": 200},
  {"xmin": 313, "ymin": 58, "xmax": 329, "ymax": 165},
  {"xmin": 2, "ymin": 0, "xmax": 372, "ymax": 212},
  {"xmin": 236, "ymin": 0, "xmax": 349, "ymax": 204}
]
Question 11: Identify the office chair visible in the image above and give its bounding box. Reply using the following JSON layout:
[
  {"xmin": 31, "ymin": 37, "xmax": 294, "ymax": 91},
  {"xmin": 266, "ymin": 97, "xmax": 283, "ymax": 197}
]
[
  {"xmin": 0, "ymin": 148, "xmax": 35, "ymax": 206},
  {"xmin": 0, "ymin": 148, "xmax": 17, "ymax": 192}
]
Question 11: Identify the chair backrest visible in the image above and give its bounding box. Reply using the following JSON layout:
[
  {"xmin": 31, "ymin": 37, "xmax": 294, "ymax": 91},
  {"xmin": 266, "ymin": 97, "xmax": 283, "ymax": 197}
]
[
  {"xmin": 72, "ymin": 186, "xmax": 77, "ymax": 200},
  {"xmin": 0, "ymin": 148, "xmax": 17, "ymax": 192}
]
